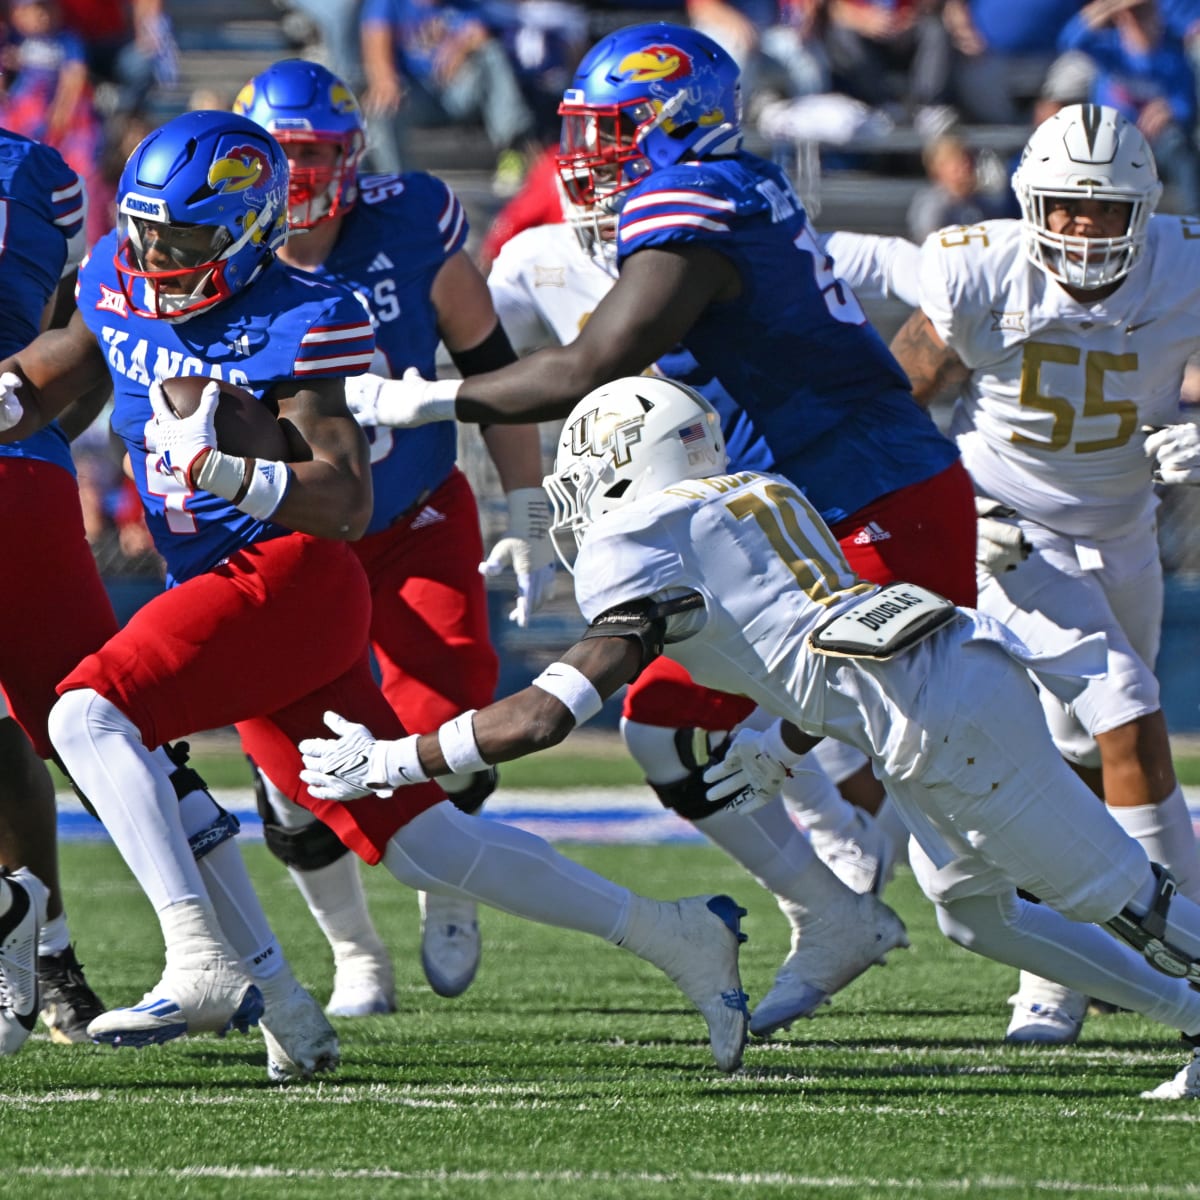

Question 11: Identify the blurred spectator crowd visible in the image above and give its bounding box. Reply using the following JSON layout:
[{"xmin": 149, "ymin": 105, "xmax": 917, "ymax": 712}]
[{"xmin": 17, "ymin": 0, "xmax": 1200, "ymax": 580}]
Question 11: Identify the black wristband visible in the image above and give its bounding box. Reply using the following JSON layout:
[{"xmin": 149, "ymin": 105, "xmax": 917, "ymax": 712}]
[{"xmin": 447, "ymin": 321, "xmax": 518, "ymax": 379}]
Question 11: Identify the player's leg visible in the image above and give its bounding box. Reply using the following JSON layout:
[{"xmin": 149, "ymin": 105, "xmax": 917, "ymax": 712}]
[
  {"xmin": 48, "ymin": 536, "xmax": 379, "ymax": 1051},
  {"xmin": 977, "ymin": 521, "xmax": 1194, "ymax": 1041},
  {"xmin": 382, "ymin": 799, "xmax": 750, "ymax": 1072},
  {"xmin": 0, "ymin": 458, "xmax": 120, "ymax": 1042},
  {"xmin": 620, "ymin": 679, "xmax": 907, "ymax": 1036},
  {"xmin": 163, "ymin": 742, "xmax": 338, "ymax": 1081},
  {"xmin": 252, "ymin": 761, "xmax": 395, "ymax": 1018},
  {"xmin": 357, "ymin": 467, "xmax": 499, "ymax": 999}
]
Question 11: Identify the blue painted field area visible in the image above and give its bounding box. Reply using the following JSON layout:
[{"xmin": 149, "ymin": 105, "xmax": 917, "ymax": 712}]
[{"xmin": 54, "ymin": 788, "xmax": 1200, "ymax": 846}]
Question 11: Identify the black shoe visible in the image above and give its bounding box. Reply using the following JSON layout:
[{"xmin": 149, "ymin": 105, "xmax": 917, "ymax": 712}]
[{"xmin": 38, "ymin": 944, "xmax": 105, "ymax": 1044}]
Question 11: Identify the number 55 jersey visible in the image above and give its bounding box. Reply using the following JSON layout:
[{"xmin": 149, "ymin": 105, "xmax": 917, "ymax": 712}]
[{"xmin": 920, "ymin": 216, "xmax": 1200, "ymax": 542}]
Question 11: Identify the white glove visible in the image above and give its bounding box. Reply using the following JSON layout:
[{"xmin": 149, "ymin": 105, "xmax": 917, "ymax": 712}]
[
  {"xmin": 975, "ymin": 496, "xmax": 1031, "ymax": 573},
  {"xmin": 0, "ymin": 371, "xmax": 24, "ymax": 433},
  {"xmin": 298, "ymin": 711, "xmax": 397, "ymax": 800},
  {"xmin": 480, "ymin": 487, "xmax": 557, "ymax": 626},
  {"xmin": 702, "ymin": 722, "xmax": 803, "ymax": 815},
  {"xmin": 344, "ymin": 368, "xmax": 461, "ymax": 428},
  {"xmin": 147, "ymin": 379, "xmax": 219, "ymax": 488},
  {"xmin": 1144, "ymin": 422, "xmax": 1200, "ymax": 484}
]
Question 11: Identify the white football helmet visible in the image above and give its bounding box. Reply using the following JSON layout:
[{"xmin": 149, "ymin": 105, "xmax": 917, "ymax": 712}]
[
  {"xmin": 1012, "ymin": 103, "xmax": 1162, "ymax": 290},
  {"xmin": 544, "ymin": 376, "xmax": 726, "ymax": 570}
]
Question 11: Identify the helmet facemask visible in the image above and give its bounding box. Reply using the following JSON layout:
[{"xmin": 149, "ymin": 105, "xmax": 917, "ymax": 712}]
[
  {"xmin": 1017, "ymin": 184, "xmax": 1150, "ymax": 289},
  {"xmin": 116, "ymin": 207, "xmax": 273, "ymax": 320},
  {"xmin": 1012, "ymin": 103, "xmax": 1162, "ymax": 291},
  {"xmin": 276, "ymin": 130, "xmax": 364, "ymax": 231}
]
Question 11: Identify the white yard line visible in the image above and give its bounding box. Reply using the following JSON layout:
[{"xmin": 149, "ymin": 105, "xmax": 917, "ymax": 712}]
[{"xmin": 9, "ymin": 1165, "xmax": 1200, "ymax": 1193}]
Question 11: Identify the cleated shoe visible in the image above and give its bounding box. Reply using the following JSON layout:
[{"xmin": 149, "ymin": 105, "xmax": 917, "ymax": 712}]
[
  {"xmin": 751, "ymin": 891, "xmax": 908, "ymax": 1039},
  {"xmin": 87, "ymin": 959, "xmax": 263, "ymax": 1047},
  {"xmin": 1004, "ymin": 974, "xmax": 1087, "ymax": 1045},
  {"xmin": 327, "ymin": 942, "xmax": 396, "ymax": 1018},
  {"xmin": 1142, "ymin": 1048, "xmax": 1200, "ymax": 1099},
  {"xmin": 419, "ymin": 892, "xmax": 480, "ymax": 999},
  {"xmin": 261, "ymin": 977, "xmax": 340, "ymax": 1083},
  {"xmin": 38, "ymin": 944, "xmax": 105, "ymax": 1045},
  {"xmin": 624, "ymin": 893, "xmax": 750, "ymax": 1072},
  {"xmin": 808, "ymin": 809, "xmax": 895, "ymax": 896},
  {"xmin": 0, "ymin": 868, "xmax": 48, "ymax": 1056}
]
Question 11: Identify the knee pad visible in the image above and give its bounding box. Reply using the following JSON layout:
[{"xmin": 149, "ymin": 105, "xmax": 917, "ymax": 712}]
[
  {"xmin": 436, "ymin": 766, "xmax": 498, "ymax": 815},
  {"xmin": 1107, "ymin": 862, "xmax": 1200, "ymax": 983},
  {"xmin": 251, "ymin": 757, "xmax": 349, "ymax": 871}
]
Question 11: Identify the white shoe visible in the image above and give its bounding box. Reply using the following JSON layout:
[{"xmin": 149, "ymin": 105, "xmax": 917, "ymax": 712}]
[
  {"xmin": 1004, "ymin": 975, "xmax": 1087, "ymax": 1045},
  {"xmin": 261, "ymin": 977, "xmax": 340, "ymax": 1083},
  {"xmin": 419, "ymin": 893, "xmax": 480, "ymax": 999},
  {"xmin": 751, "ymin": 891, "xmax": 908, "ymax": 1039},
  {"xmin": 326, "ymin": 943, "xmax": 396, "ymax": 1018},
  {"xmin": 0, "ymin": 868, "xmax": 48, "ymax": 1056},
  {"xmin": 808, "ymin": 810, "xmax": 894, "ymax": 896},
  {"xmin": 624, "ymin": 894, "xmax": 749, "ymax": 1073},
  {"xmin": 87, "ymin": 958, "xmax": 263, "ymax": 1047},
  {"xmin": 1142, "ymin": 1049, "xmax": 1200, "ymax": 1099}
]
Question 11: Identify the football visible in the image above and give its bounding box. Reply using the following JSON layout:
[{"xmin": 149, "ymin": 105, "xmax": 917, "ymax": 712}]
[{"xmin": 158, "ymin": 375, "xmax": 291, "ymax": 462}]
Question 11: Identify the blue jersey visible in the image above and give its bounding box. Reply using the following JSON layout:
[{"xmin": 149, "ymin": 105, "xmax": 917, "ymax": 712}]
[
  {"xmin": 308, "ymin": 172, "xmax": 467, "ymax": 532},
  {"xmin": 0, "ymin": 133, "xmax": 86, "ymax": 475},
  {"xmin": 616, "ymin": 153, "xmax": 958, "ymax": 524},
  {"xmin": 76, "ymin": 233, "xmax": 376, "ymax": 585}
]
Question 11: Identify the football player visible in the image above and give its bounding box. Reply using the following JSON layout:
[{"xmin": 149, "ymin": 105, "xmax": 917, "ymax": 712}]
[
  {"xmin": 301, "ymin": 375, "xmax": 1200, "ymax": 1101},
  {"xmin": 0, "ymin": 131, "xmax": 112, "ymax": 1052},
  {"xmin": 234, "ymin": 58, "xmax": 554, "ymax": 1014},
  {"xmin": 890, "ymin": 103, "xmax": 1200, "ymax": 1046},
  {"xmin": 341, "ymin": 22, "xmax": 976, "ymax": 1034},
  {"xmin": 0, "ymin": 111, "xmax": 754, "ymax": 1077}
]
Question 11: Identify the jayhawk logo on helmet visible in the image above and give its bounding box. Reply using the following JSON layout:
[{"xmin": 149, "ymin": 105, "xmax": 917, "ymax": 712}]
[
  {"xmin": 207, "ymin": 145, "xmax": 273, "ymax": 193},
  {"xmin": 328, "ymin": 83, "xmax": 360, "ymax": 114},
  {"xmin": 615, "ymin": 44, "xmax": 693, "ymax": 84}
]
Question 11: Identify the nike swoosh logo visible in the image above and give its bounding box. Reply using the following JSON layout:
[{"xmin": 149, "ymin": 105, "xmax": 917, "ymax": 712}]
[
  {"xmin": 340, "ymin": 754, "xmax": 369, "ymax": 776},
  {"xmin": 1126, "ymin": 319, "xmax": 1156, "ymax": 333}
]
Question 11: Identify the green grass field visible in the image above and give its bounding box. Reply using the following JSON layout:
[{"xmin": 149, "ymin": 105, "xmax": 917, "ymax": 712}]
[{"xmin": 3, "ymin": 834, "xmax": 1198, "ymax": 1200}]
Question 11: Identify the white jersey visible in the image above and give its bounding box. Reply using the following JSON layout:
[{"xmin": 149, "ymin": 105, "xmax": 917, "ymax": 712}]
[
  {"xmin": 920, "ymin": 216, "xmax": 1200, "ymax": 540},
  {"xmin": 487, "ymin": 224, "xmax": 612, "ymax": 354},
  {"xmin": 572, "ymin": 470, "xmax": 1140, "ymax": 915},
  {"xmin": 488, "ymin": 224, "xmax": 919, "ymax": 354}
]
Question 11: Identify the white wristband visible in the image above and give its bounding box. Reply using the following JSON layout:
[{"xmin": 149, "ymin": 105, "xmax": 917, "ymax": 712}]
[
  {"xmin": 238, "ymin": 459, "xmax": 291, "ymax": 521},
  {"xmin": 193, "ymin": 450, "xmax": 290, "ymax": 521},
  {"xmin": 377, "ymin": 733, "xmax": 430, "ymax": 787},
  {"xmin": 531, "ymin": 662, "xmax": 603, "ymax": 725},
  {"xmin": 437, "ymin": 710, "xmax": 488, "ymax": 774}
]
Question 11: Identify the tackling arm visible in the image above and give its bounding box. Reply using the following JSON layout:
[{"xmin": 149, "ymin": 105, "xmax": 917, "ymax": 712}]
[
  {"xmin": 299, "ymin": 635, "xmax": 643, "ymax": 798},
  {"xmin": 889, "ymin": 308, "xmax": 971, "ymax": 410},
  {"xmin": 454, "ymin": 244, "xmax": 740, "ymax": 424}
]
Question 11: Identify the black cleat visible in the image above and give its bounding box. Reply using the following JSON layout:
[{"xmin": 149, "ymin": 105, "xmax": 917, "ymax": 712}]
[{"xmin": 38, "ymin": 944, "xmax": 105, "ymax": 1045}]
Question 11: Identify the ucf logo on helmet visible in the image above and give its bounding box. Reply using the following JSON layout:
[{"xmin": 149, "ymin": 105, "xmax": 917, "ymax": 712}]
[{"xmin": 568, "ymin": 407, "xmax": 644, "ymax": 467}]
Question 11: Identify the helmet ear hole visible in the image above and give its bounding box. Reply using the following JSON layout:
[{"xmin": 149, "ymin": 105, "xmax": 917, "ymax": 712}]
[{"xmin": 603, "ymin": 479, "xmax": 632, "ymax": 501}]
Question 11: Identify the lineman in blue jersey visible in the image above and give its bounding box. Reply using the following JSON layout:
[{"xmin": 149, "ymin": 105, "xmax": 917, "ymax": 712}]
[
  {"xmin": 344, "ymin": 24, "xmax": 980, "ymax": 1032},
  {"xmin": 234, "ymin": 59, "xmax": 552, "ymax": 1011},
  {"xmin": 351, "ymin": 23, "xmax": 975, "ymax": 606},
  {"xmin": 0, "ymin": 131, "xmax": 115, "ymax": 1052}
]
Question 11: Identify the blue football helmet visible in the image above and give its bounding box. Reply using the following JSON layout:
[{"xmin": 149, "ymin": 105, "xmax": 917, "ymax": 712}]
[
  {"xmin": 115, "ymin": 110, "xmax": 289, "ymax": 319},
  {"xmin": 557, "ymin": 23, "xmax": 741, "ymax": 217},
  {"xmin": 233, "ymin": 59, "xmax": 366, "ymax": 230}
]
